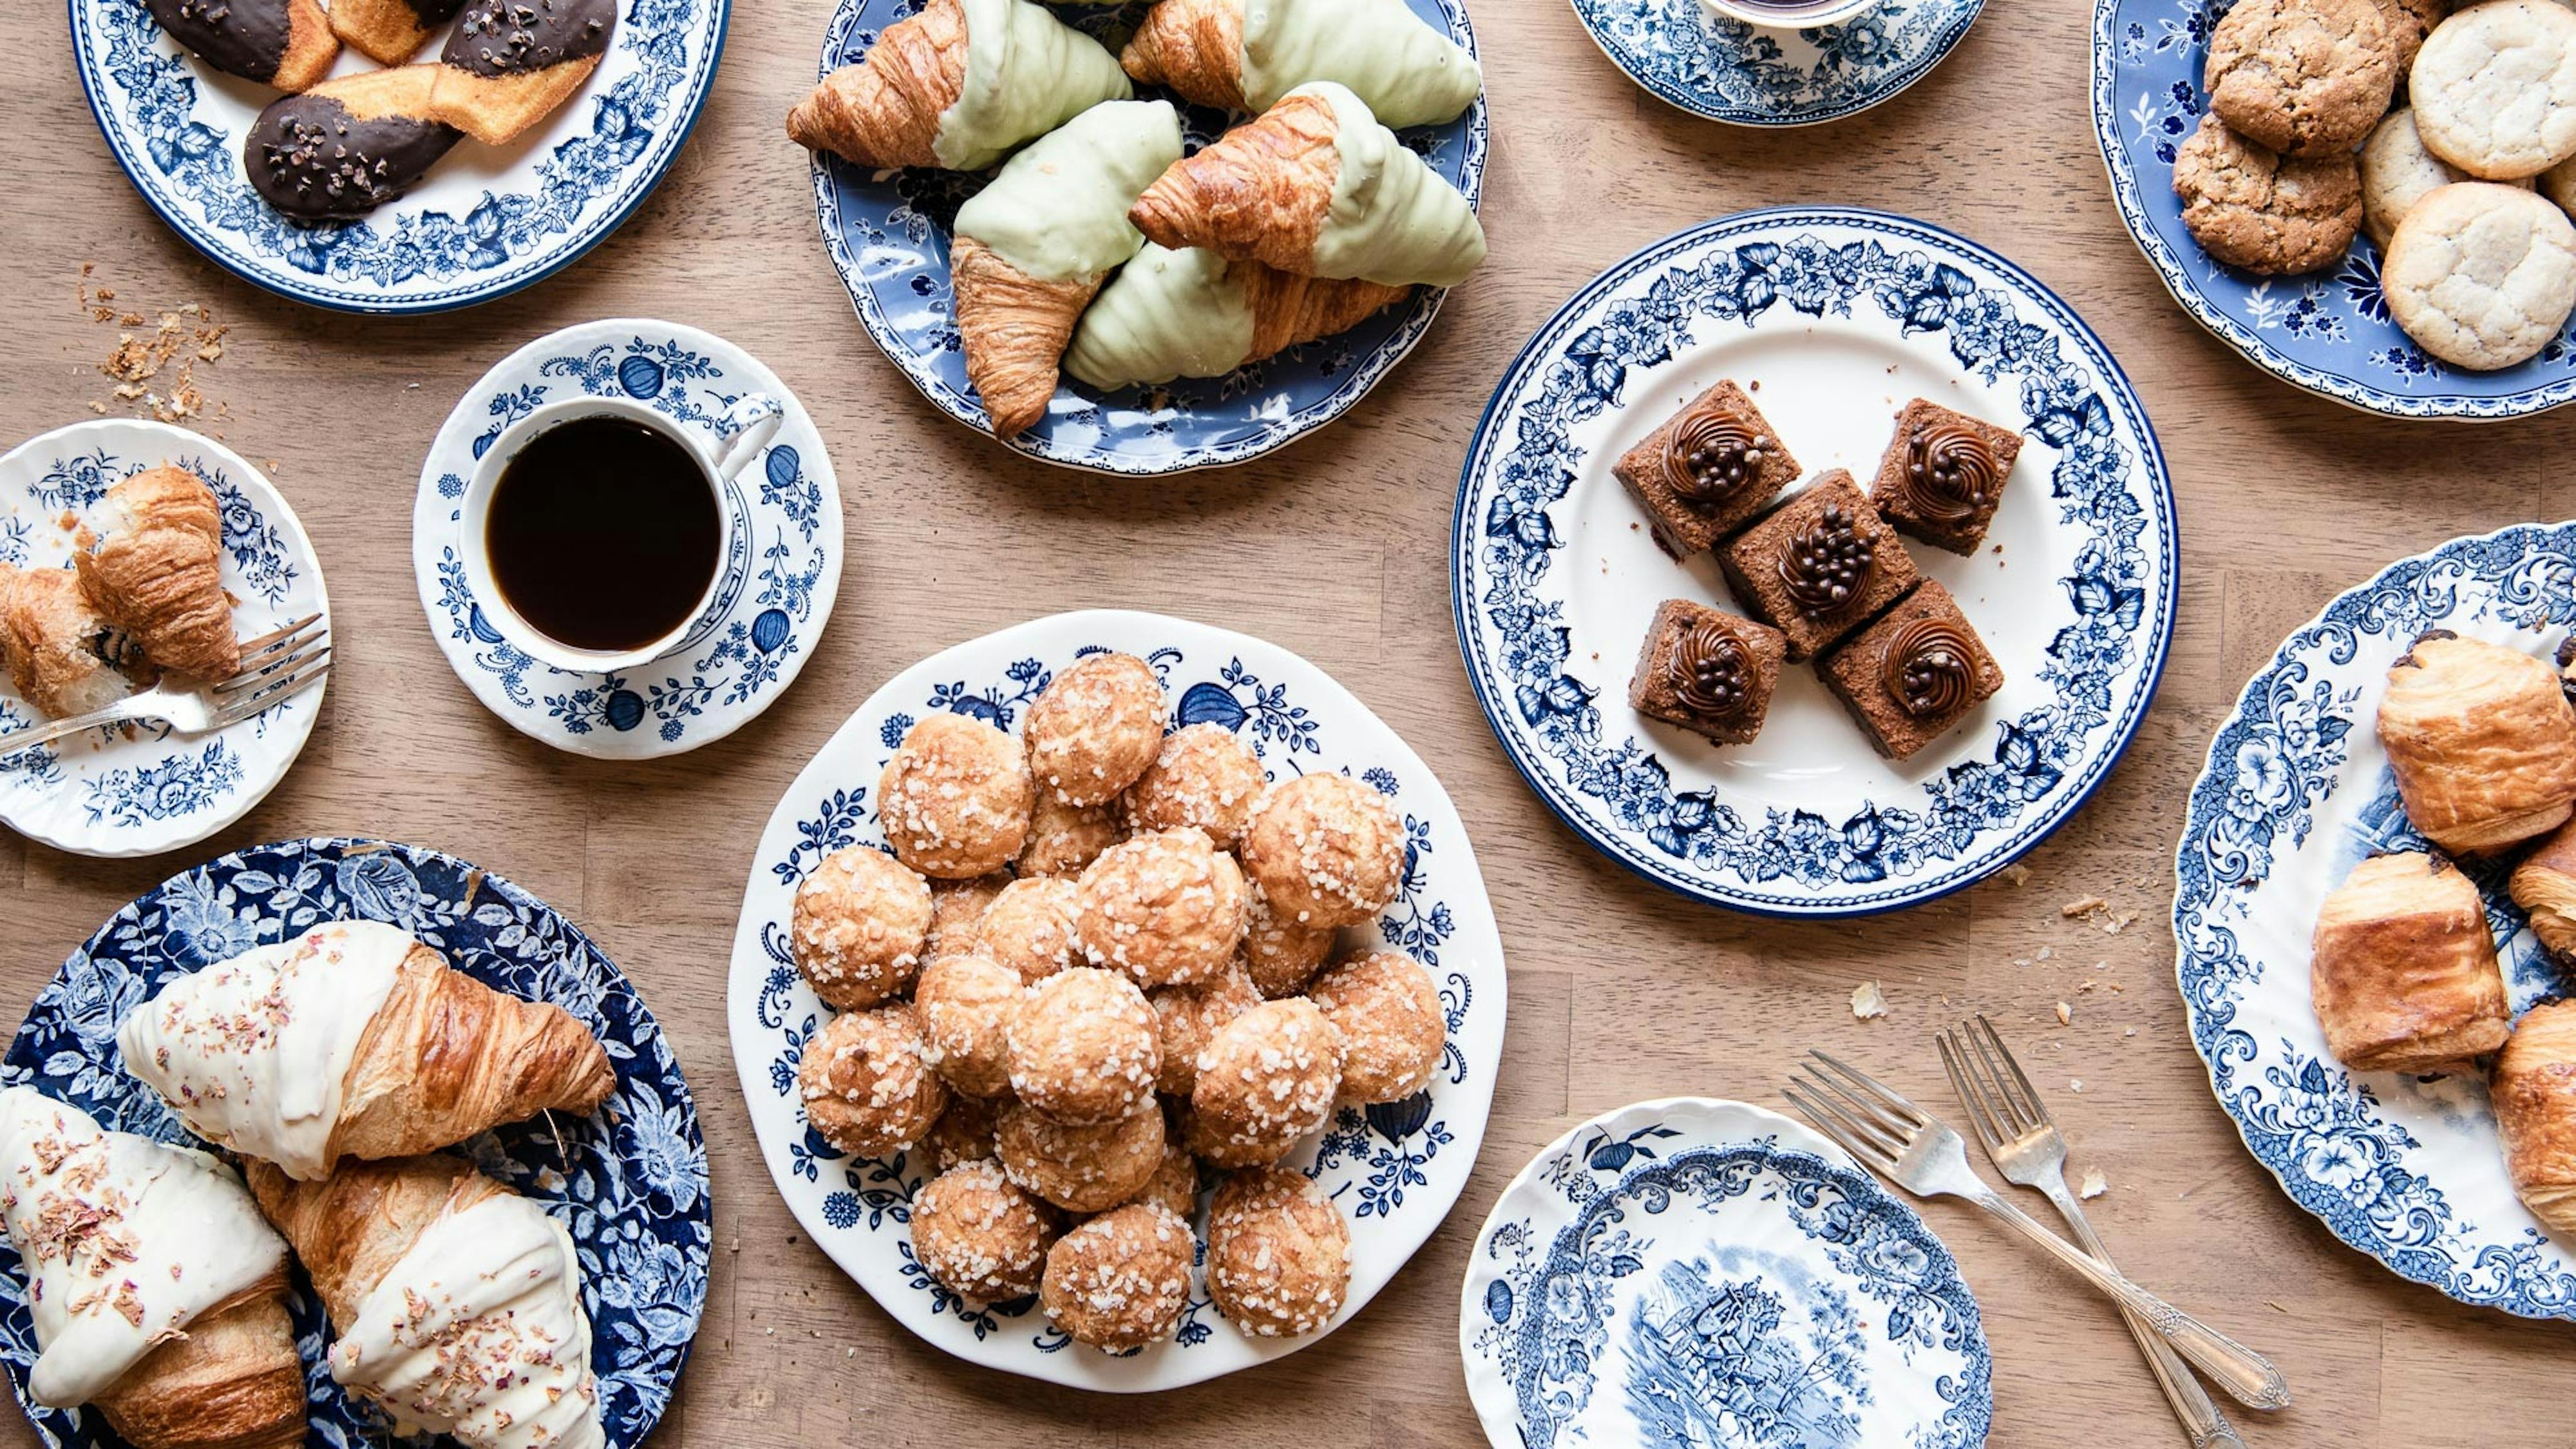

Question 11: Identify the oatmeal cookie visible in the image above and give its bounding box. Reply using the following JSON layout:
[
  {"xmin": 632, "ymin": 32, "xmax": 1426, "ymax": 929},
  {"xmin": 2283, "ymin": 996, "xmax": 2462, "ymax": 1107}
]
[
  {"xmin": 2413, "ymin": 0, "xmax": 2576, "ymax": 179},
  {"xmin": 1206, "ymin": 1167, "xmax": 1350, "ymax": 1338},
  {"xmin": 2385, "ymin": 180, "xmax": 2576, "ymax": 366},
  {"xmin": 913, "ymin": 1160, "xmax": 1060, "ymax": 1303},
  {"xmin": 799, "ymin": 1005, "xmax": 950, "ymax": 1158},
  {"xmin": 1025, "ymin": 651, "xmax": 1167, "ymax": 807},
  {"xmin": 879, "ymin": 712, "xmax": 1035, "ymax": 879},
  {"xmin": 1041, "ymin": 1203, "xmax": 1194, "ymax": 1352},
  {"xmin": 790, "ymin": 845, "xmax": 933, "ymax": 1011},
  {"xmin": 2172, "ymin": 114, "xmax": 2363, "ymax": 272},
  {"xmin": 2206, "ymin": 0, "xmax": 2394, "ymax": 156}
]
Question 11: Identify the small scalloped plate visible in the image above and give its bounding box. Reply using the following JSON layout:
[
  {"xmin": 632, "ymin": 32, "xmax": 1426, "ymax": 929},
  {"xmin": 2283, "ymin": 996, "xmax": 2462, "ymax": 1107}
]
[
  {"xmin": 1452, "ymin": 207, "xmax": 2177, "ymax": 917},
  {"xmin": 0, "ymin": 419, "xmax": 328, "ymax": 860},
  {"xmin": 807, "ymin": 0, "xmax": 1487, "ymax": 474},
  {"xmin": 1571, "ymin": 0, "xmax": 1985, "ymax": 128},
  {"xmin": 1460, "ymin": 1097, "xmax": 1993, "ymax": 1449},
  {"xmin": 726, "ymin": 609, "xmax": 1506, "ymax": 1389},
  {"xmin": 2173, "ymin": 522, "xmax": 2576, "ymax": 1320}
]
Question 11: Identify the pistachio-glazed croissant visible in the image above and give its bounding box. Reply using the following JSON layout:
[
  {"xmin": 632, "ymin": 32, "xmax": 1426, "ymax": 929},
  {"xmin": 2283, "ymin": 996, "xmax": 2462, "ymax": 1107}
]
[
  {"xmin": 1127, "ymin": 81, "xmax": 1484, "ymax": 287},
  {"xmin": 2377, "ymin": 630, "xmax": 2576, "ymax": 856},
  {"xmin": 76, "ymin": 466, "xmax": 238, "ymax": 683},
  {"xmin": 2494, "ymin": 1000, "xmax": 2576, "ymax": 1236},
  {"xmin": 786, "ymin": 0, "xmax": 1130, "ymax": 171},
  {"xmin": 1121, "ymin": 0, "xmax": 1481, "ymax": 129},
  {"xmin": 2309, "ymin": 850, "xmax": 2512, "ymax": 1074},
  {"xmin": 1064, "ymin": 242, "xmax": 1408, "ymax": 390}
]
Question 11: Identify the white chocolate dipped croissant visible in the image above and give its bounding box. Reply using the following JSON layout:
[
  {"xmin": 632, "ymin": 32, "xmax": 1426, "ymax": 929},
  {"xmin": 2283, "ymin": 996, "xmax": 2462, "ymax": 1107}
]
[
  {"xmin": 786, "ymin": 0, "xmax": 1132, "ymax": 171},
  {"xmin": 1064, "ymin": 242, "xmax": 1408, "ymax": 389},
  {"xmin": 1122, "ymin": 0, "xmax": 1481, "ymax": 129}
]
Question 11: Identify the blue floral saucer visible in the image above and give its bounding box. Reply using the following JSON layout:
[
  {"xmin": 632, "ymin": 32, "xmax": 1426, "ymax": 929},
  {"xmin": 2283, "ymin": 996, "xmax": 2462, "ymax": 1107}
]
[
  {"xmin": 1462, "ymin": 1097, "xmax": 1992, "ymax": 1449},
  {"xmin": 70, "ymin": 0, "xmax": 724, "ymax": 312},
  {"xmin": 411, "ymin": 319, "xmax": 843, "ymax": 759},
  {"xmin": 1452, "ymin": 207, "xmax": 2177, "ymax": 917},
  {"xmin": 2174, "ymin": 523, "xmax": 2576, "ymax": 1320},
  {"xmin": 0, "ymin": 420, "xmax": 329, "ymax": 860},
  {"xmin": 808, "ymin": 0, "xmax": 1486, "ymax": 473},
  {"xmin": 727, "ymin": 609, "xmax": 1507, "ymax": 1388},
  {"xmin": 1573, "ymin": 0, "xmax": 1984, "ymax": 126},
  {"xmin": 0, "ymin": 837, "xmax": 711, "ymax": 1448},
  {"xmin": 2093, "ymin": 0, "xmax": 2576, "ymax": 417}
]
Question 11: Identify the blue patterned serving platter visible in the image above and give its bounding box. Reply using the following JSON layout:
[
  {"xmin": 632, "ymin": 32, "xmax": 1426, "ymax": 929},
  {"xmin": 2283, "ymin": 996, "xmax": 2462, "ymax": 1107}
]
[
  {"xmin": 2174, "ymin": 523, "xmax": 2576, "ymax": 1318},
  {"xmin": 1452, "ymin": 207, "xmax": 2177, "ymax": 917},
  {"xmin": 70, "ymin": 0, "xmax": 724, "ymax": 312},
  {"xmin": 411, "ymin": 318, "xmax": 842, "ymax": 759},
  {"xmin": 0, "ymin": 420, "xmax": 328, "ymax": 860},
  {"xmin": 727, "ymin": 609, "xmax": 1506, "ymax": 1388},
  {"xmin": 2092, "ymin": 0, "xmax": 2576, "ymax": 418},
  {"xmin": 808, "ymin": 0, "xmax": 1486, "ymax": 474},
  {"xmin": 1573, "ymin": 0, "xmax": 1984, "ymax": 127},
  {"xmin": 0, "ymin": 837, "xmax": 710, "ymax": 1448},
  {"xmin": 1462, "ymin": 1097, "xmax": 1992, "ymax": 1449}
]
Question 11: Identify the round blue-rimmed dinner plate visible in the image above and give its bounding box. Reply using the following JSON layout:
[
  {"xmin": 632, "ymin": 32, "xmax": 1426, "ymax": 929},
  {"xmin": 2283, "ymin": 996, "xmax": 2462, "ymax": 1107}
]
[
  {"xmin": 1452, "ymin": 206, "xmax": 2177, "ymax": 918},
  {"xmin": 0, "ymin": 836, "xmax": 712, "ymax": 1446},
  {"xmin": 2091, "ymin": 0, "xmax": 2576, "ymax": 419},
  {"xmin": 1461, "ymin": 1097, "xmax": 1993, "ymax": 1449},
  {"xmin": 806, "ymin": 0, "xmax": 1487, "ymax": 474},
  {"xmin": 2172, "ymin": 522, "xmax": 2576, "ymax": 1320},
  {"xmin": 70, "ymin": 0, "xmax": 727, "ymax": 313},
  {"xmin": 1573, "ymin": 0, "xmax": 1984, "ymax": 128}
]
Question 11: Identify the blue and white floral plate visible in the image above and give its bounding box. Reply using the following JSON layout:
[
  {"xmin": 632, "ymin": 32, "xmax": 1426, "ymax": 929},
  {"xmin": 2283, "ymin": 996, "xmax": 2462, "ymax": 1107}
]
[
  {"xmin": 2092, "ymin": 0, "xmax": 2576, "ymax": 418},
  {"xmin": 809, "ymin": 0, "xmax": 1486, "ymax": 473},
  {"xmin": 0, "ymin": 420, "xmax": 328, "ymax": 860},
  {"xmin": 1573, "ymin": 0, "xmax": 1984, "ymax": 126},
  {"xmin": 2174, "ymin": 523, "xmax": 2576, "ymax": 1319},
  {"xmin": 1452, "ymin": 207, "xmax": 2177, "ymax": 917},
  {"xmin": 71, "ymin": 0, "xmax": 724, "ymax": 312},
  {"xmin": 1462, "ymin": 1097, "xmax": 1993, "ymax": 1449},
  {"xmin": 726, "ymin": 609, "xmax": 1506, "ymax": 1388},
  {"xmin": 412, "ymin": 318, "xmax": 842, "ymax": 759},
  {"xmin": 0, "ymin": 837, "xmax": 710, "ymax": 1447}
]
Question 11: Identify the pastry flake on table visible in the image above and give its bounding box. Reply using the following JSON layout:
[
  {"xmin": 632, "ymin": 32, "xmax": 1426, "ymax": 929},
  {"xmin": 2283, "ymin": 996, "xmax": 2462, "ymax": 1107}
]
[
  {"xmin": 1626, "ymin": 598, "xmax": 1786, "ymax": 748},
  {"xmin": 1610, "ymin": 378, "xmax": 1799, "ymax": 560},
  {"xmin": 246, "ymin": 68, "xmax": 462, "ymax": 223},
  {"xmin": 1121, "ymin": 0, "xmax": 1482, "ymax": 129},
  {"xmin": 426, "ymin": 0, "xmax": 618, "ymax": 146},
  {"xmin": 1818, "ymin": 578, "xmax": 2003, "ymax": 761},
  {"xmin": 0, "ymin": 562, "xmax": 149, "ymax": 718},
  {"xmin": 1867, "ymin": 397, "xmax": 2020, "ymax": 556},
  {"xmin": 2308, "ymin": 850, "xmax": 2511, "ymax": 1074},
  {"xmin": 2492, "ymin": 999, "xmax": 2576, "ymax": 1235},
  {"xmin": 0, "ymin": 1088, "xmax": 303, "ymax": 1449},
  {"xmin": 2376, "ymin": 630, "xmax": 2576, "ymax": 855},
  {"xmin": 1717, "ymin": 469, "xmax": 1919, "ymax": 662},
  {"xmin": 1061, "ymin": 242, "xmax": 1408, "ymax": 391},
  {"xmin": 75, "ymin": 464, "xmax": 238, "ymax": 682},
  {"xmin": 144, "ymin": 0, "xmax": 339, "ymax": 90},
  {"xmin": 786, "ymin": 0, "xmax": 1132, "ymax": 171}
]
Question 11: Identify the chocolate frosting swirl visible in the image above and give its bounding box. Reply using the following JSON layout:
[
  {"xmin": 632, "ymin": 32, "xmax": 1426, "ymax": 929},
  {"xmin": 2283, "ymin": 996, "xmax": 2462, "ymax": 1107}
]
[
  {"xmin": 1662, "ymin": 410, "xmax": 1771, "ymax": 505},
  {"xmin": 1668, "ymin": 619, "xmax": 1750, "ymax": 721},
  {"xmin": 1881, "ymin": 616, "xmax": 1976, "ymax": 718},
  {"xmin": 1777, "ymin": 505, "xmax": 1874, "ymax": 618},
  {"xmin": 1898, "ymin": 421, "xmax": 2002, "ymax": 524}
]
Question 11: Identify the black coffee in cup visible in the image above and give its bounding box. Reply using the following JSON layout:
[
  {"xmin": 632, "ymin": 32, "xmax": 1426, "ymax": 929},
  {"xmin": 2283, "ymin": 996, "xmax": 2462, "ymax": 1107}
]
[{"xmin": 485, "ymin": 417, "xmax": 722, "ymax": 654}]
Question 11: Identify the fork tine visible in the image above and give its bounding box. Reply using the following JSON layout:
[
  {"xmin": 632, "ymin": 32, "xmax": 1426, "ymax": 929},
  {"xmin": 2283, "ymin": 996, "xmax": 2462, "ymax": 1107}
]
[
  {"xmin": 1782, "ymin": 1084, "xmax": 1899, "ymax": 1174},
  {"xmin": 213, "ymin": 656, "xmax": 329, "ymax": 724},
  {"xmin": 1962, "ymin": 1016, "xmax": 2031, "ymax": 1133},
  {"xmin": 1796, "ymin": 1064, "xmax": 1915, "ymax": 1155},
  {"xmin": 1937, "ymin": 1030, "xmax": 2009, "ymax": 1153},
  {"xmin": 214, "ymin": 638, "xmax": 328, "ymax": 694},
  {"xmin": 1975, "ymin": 1014, "xmax": 2057, "ymax": 1130},
  {"xmin": 1806, "ymin": 1050, "xmax": 1926, "ymax": 1129},
  {"xmin": 231, "ymin": 613, "xmax": 325, "ymax": 667}
]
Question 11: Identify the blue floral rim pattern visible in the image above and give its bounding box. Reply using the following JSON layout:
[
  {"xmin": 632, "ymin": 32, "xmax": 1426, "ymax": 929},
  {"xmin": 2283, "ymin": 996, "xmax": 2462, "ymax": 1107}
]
[
  {"xmin": 1572, "ymin": 0, "xmax": 1984, "ymax": 128},
  {"xmin": 0, "ymin": 837, "xmax": 711, "ymax": 1447}
]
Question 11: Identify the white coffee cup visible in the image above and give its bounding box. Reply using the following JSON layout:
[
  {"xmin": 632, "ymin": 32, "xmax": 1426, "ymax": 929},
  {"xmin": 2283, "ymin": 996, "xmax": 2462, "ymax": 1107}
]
[
  {"xmin": 1702, "ymin": 0, "xmax": 1878, "ymax": 32},
  {"xmin": 460, "ymin": 392, "xmax": 784, "ymax": 675}
]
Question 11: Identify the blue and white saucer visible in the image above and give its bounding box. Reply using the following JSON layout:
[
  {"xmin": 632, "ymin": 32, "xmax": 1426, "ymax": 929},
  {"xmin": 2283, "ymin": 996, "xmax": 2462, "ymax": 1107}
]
[
  {"xmin": 411, "ymin": 319, "xmax": 842, "ymax": 759},
  {"xmin": 808, "ymin": 0, "xmax": 1486, "ymax": 473},
  {"xmin": 0, "ymin": 420, "xmax": 329, "ymax": 860},
  {"xmin": 1573, "ymin": 0, "xmax": 1984, "ymax": 127},
  {"xmin": 0, "ymin": 837, "xmax": 711, "ymax": 1447},
  {"xmin": 70, "ymin": 0, "xmax": 726, "ymax": 312},
  {"xmin": 1462, "ymin": 1097, "xmax": 1993, "ymax": 1449},
  {"xmin": 2174, "ymin": 522, "xmax": 2576, "ymax": 1320},
  {"xmin": 1452, "ymin": 207, "xmax": 2177, "ymax": 917}
]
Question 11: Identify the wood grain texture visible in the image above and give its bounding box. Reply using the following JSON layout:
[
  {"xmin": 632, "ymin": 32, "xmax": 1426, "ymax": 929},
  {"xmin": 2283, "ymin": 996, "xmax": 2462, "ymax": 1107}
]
[{"xmin": 4, "ymin": 0, "xmax": 2575, "ymax": 1441}]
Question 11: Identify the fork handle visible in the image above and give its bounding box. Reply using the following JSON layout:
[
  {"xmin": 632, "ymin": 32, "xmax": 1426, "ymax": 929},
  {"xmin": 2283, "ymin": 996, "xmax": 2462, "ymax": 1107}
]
[
  {"xmin": 0, "ymin": 699, "xmax": 144, "ymax": 757},
  {"xmin": 2036, "ymin": 1182, "xmax": 2244, "ymax": 1448},
  {"xmin": 1969, "ymin": 1186, "xmax": 2291, "ymax": 1412}
]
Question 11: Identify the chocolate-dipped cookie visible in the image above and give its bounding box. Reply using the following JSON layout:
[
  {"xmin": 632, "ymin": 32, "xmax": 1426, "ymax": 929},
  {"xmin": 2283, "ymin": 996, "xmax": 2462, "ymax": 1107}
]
[
  {"xmin": 330, "ymin": 0, "xmax": 471, "ymax": 65},
  {"xmin": 245, "ymin": 66, "xmax": 462, "ymax": 223},
  {"xmin": 428, "ymin": 0, "xmax": 618, "ymax": 147},
  {"xmin": 144, "ymin": 0, "xmax": 339, "ymax": 90}
]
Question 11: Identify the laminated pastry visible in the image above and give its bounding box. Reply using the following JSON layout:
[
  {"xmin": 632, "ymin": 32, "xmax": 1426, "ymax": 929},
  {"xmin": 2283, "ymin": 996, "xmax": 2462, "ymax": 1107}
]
[
  {"xmin": 1128, "ymin": 81, "xmax": 1486, "ymax": 287},
  {"xmin": 2309, "ymin": 851, "xmax": 2512, "ymax": 1073},
  {"xmin": 1062, "ymin": 242, "xmax": 1408, "ymax": 391},
  {"xmin": 786, "ymin": 0, "xmax": 1132, "ymax": 171},
  {"xmin": 1120, "ymin": 0, "xmax": 1481, "ymax": 129},
  {"xmin": 2377, "ymin": 630, "xmax": 2576, "ymax": 855},
  {"xmin": 330, "ymin": 0, "xmax": 469, "ymax": 66},
  {"xmin": 2493, "ymin": 999, "xmax": 2576, "ymax": 1235},
  {"xmin": 144, "ymin": 0, "xmax": 339, "ymax": 90},
  {"xmin": 75, "ymin": 466, "xmax": 238, "ymax": 683},
  {"xmin": 246, "ymin": 67, "xmax": 462, "ymax": 223},
  {"xmin": 0, "ymin": 1089, "xmax": 303, "ymax": 1449},
  {"xmin": 2513, "ymin": 817, "xmax": 2576, "ymax": 958},
  {"xmin": 118, "ymin": 920, "xmax": 616, "ymax": 1181},
  {"xmin": 428, "ymin": 0, "xmax": 618, "ymax": 146},
  {"xmin": 950, "ymin": 99, "xmax": 1184, "ymax": 434},
  {"xmin": 248, "ymin": 1155, "xmax": 603, "ymax": 1449},
  {"xmin": 0, "ymin": 564, "xmax": 148, "ymax": 719}
]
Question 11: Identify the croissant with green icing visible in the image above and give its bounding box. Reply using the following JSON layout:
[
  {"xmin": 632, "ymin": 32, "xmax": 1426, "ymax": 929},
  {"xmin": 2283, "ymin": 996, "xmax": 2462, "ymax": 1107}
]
[
  {"xmin": 1065, "ymin": 243, "xmax": 1407, "ymax": 390},
  {"xmin": 786, "ymin": 0, "xmax": 1130, "ymax": 171},
  {"xmin": 1122, "ymin": 0, "xmax": 1481, "ymax": 129}
]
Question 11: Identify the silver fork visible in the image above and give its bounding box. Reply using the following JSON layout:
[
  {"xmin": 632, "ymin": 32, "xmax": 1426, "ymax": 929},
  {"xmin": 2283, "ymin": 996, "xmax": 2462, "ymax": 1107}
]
[
  {"xmin": 1784, "ymin": 1050, "xmax": 2291, "ymax": 1412},
  {"xmin": 0, "ymin": 613, "xmax": 329, "ymax": 759},
  {"xmin": 1939, "ymin": 1016, "xmax": 2244, "ymax": 1448}
]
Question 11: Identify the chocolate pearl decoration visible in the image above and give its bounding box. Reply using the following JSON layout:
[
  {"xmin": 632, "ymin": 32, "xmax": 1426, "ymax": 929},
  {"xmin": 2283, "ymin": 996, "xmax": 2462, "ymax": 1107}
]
[
  {"xmin": 1899, "ymin": 422, "xmax": 2003, "ymax": 524},
  {"xmin": 1668, "ymin": 620, "xmax": 1750, "ymax": 720},
  {"xmin": 1777, "ymin": 505, "xmax": 1875, "ymax": 618},
  {"xmin": 1661, "ymin": 411, "xmax": 1771, "ymax": 505},
  {"xmin": 1881, "ymin": 617, "xmax": 1976, "ymax": 717}
]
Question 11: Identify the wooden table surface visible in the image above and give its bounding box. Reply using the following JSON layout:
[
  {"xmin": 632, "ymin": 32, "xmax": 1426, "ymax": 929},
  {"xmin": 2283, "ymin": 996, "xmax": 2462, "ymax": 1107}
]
[{"xmin": 7, "ymin": 0, "xmax": 2576, "ymax": 1441}]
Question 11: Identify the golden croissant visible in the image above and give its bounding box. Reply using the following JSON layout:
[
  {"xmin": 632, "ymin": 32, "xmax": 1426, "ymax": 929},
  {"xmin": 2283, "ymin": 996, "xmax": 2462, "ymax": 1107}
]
[
  {"xmin": 2514, "ymin": 817, "xmax": 2576, "ymax": 958},
  {"xmin": 76, "ymin": 464, "xmax": 239, "ymax": 682},
  {"xmin": 249, "ymin": 1155, "xmax": 604, "ymax": 1449},
  {"xmin": 2494, "ymin": 999, "xmax": 2576, "ymax": 1236},
  {"xmin": 0, "ymin": 1088, "xmax": 305, "ymax": 1449},
  {"xmin": 1122, "ymin": 0, "xmax": 1482, "ymax": 129},
  {"xmin": 1128, "ymin": 80, "xmax": 1484, "ymax": 287},
  {"xmin": 0, "ymin": 562, "xmax": 148, "ymax": 719},
  {"xmin": 119, "ymin": 920, "xmax": 616, "ymax": 1181},
  {"xmin": 1064, "ymin": 242, "xmax": 1408, "ymax": 390},
  {"xmin": 786, "ymin": 0, "xmax": 1130, "ymax": 171},
  {"xmin": 2376, "ymin": 630, "xmax": 2576, "ymax": 855}
]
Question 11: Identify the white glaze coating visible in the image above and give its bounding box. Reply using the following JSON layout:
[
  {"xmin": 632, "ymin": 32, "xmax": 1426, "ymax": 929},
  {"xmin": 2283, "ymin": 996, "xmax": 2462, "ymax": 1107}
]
[
  {"xmin": 934, "ymin": 0, "xmax": 1133, "ymax": 171},
  {"xmin": 334, "ymin": 1189, "xmax": 603, "ymax": 1449},
  {"xmin": 1241, "ymin": 0, "xmax": 1481, "ymax": 129},
  {"xmin": 955, "ymin": 100, "xmax": 1184, "ymax": 280},
  {"xmin": 0, "ymin": 1088, "xmax": 287, "ymax": 1408},
  {"xmin": 1302, "ymin": 82, "xmax": 1486, "ymax": 286},
  {"xmin": 115, "ymin": 920, "xmax": 411, "ymax": 1181},
  {"xmin": 1064, "ymin": 244, "xmax": 1259, "ymax": 388}
]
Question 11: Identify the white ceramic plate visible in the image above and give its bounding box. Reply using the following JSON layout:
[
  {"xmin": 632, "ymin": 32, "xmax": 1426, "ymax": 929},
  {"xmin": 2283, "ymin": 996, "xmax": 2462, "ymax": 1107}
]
[
  {"xmin": 726, "ymin": 609, "xmax": 1506, "ymax": 1389},
  {"xmin": 0, "ymin": 420, "xmax": 327, "ymax": 858}
]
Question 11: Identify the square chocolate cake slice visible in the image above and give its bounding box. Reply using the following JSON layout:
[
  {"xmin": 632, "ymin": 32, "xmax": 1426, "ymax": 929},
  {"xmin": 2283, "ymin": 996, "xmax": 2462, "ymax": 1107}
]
[
  {"xmin": 1818, "ymin": 578, "xmax": 2004, "ymax": 761},
  {"xmin": 1718, "ymin": 469, "xmax": 1920, "ymax": 661},
  {"xmin": 1868, "ymin": 397, "xmax": 2022, "ymax": 556},
  {"xmin": 1611, "ymin": 379, "xmax": 1800, "ymax": 560},
  {"xmin": 1627, "ymin": 599, "xmax": 1787, "ymax": 746}
]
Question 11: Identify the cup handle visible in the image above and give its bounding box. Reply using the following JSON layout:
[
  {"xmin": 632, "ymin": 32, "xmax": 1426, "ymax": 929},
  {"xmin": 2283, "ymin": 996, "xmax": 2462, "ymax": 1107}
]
[{"xmin": 710, "ymin": 393, "xmax": 786, "ymax": 481}]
